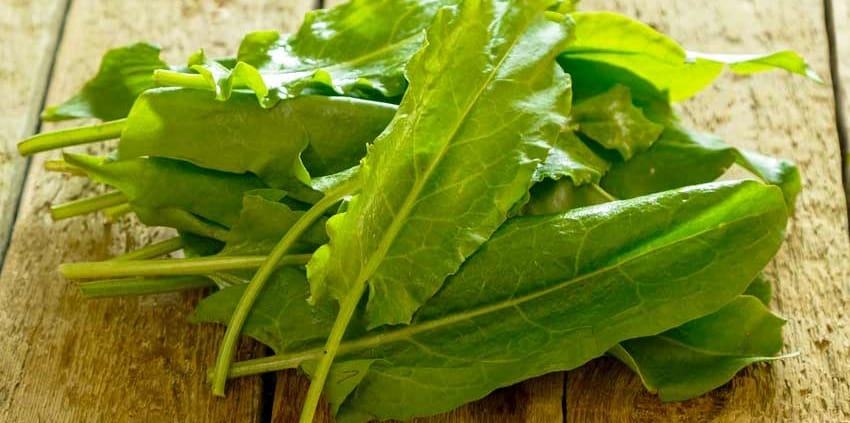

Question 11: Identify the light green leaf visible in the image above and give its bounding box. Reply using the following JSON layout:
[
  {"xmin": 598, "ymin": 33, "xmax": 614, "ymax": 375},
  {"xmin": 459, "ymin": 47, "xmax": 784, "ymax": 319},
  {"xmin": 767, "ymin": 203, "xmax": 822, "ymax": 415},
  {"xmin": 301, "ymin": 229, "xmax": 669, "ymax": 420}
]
[
  {"xmin": 687, "ymin": 51, "xmax": 822, "ymax": 83},
  {"xmin": 308, "ymin": 1, "xmax": 574, "ymax": 327},
  {"xmin": 534, "ymin": 131, "xmax": 610, "ymax": 185},
  {"xmin": 562, "ymin": 12, "xmax": 820, "ymax": 101},
  {"xmin": 611, "ymin": 295, "xmax": 786, "ymax": 401},
  {"xmin": 118, "ymin": 88, "xmax": 395, "ymax": 192},
  {"xmin": 186, "ymin": 0, "xmax": 453, "ymax": 104},
  {"xmin": 43, "ymin": 43, "xmax": 168, "ymax": 121},
  {"xmin": 571, "ymin": 84, "xmax": 663, "ymax": 159}
]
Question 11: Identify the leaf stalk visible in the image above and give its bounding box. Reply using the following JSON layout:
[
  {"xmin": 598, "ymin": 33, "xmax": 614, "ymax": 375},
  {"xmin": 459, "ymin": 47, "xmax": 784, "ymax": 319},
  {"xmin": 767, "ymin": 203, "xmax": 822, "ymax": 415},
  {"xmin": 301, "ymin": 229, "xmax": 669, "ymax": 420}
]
[
  {"xmin": 50, "ymin": 191, "xmax": 128, "ymax": 220},
  {"xmin": 60, "ymin": 254, "xmax": 311, "ymax": 280},
  {"xmin": 18, "ymin": 119, "xmax": 126, "ymax": 156},
  {"xmin": 210, "ymin": 176, "xmax": 360, "ymax": 397}
]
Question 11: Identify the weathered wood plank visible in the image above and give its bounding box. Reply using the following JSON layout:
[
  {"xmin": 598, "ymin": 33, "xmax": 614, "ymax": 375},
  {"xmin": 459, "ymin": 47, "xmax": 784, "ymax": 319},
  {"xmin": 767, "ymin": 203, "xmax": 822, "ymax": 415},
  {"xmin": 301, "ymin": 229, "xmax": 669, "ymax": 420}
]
[
  {"xmin": 832, "ymin": 0, "xmax": 849, "ymax": 209},
  {"xmin": 0, "ymin": 0, "xmax": 68, "ymax": 265},
  {"xmin": 0, "ymin": 1, "xmax": 313, "ymax": 422},
  {"xmin": 568, "ymin": 1, "xmax": 850, "ymax": 422}
]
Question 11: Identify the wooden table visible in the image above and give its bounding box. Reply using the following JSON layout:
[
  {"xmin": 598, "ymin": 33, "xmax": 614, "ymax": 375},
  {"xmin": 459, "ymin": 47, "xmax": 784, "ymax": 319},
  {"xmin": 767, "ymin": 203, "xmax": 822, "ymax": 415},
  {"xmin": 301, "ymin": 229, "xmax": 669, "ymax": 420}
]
[{"xmin": 1, "ymin": 1, "xmax": 848, "ymax": 422}]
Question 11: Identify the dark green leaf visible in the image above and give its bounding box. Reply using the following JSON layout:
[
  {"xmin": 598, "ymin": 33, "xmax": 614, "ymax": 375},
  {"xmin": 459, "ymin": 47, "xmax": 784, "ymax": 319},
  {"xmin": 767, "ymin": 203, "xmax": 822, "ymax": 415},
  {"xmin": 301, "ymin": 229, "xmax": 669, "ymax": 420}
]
[
  {"xmin": 64, "ymin": 154, "xmax": 265, "ymax": 238},
  {"xmin": 221, "ymin": 190, "xmax": 328, "ymax": 255},
  {"xmin": 611, "ymin": 295, "xmax": 785, "ymax": 401},
  {"xmin": 195, "ymin": 180, "xmax": 788, "ymax": 422},
  {"xmin": 744, "ymin": 274, "xmax": 773, "ymax": 305},
  {"xmin": 523, "ymin": 178, "xmax": 612, "ymax": 215},
  {"xmin": 600, "ymin": 124, "xmax": 802, "ymax": 209}
]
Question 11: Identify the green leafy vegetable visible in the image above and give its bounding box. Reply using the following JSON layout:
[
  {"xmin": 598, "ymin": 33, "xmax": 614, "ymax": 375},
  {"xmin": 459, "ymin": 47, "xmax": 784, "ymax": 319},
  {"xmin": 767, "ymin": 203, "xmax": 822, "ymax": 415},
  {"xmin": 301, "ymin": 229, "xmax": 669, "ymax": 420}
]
[
  {"xmin": 611, "ymin": 295, "xmax": 786, "ymax": 401},
  {"xmin": 194, "ymin": 180, "xmax": 788, "ymax": 422},
  {"xmin": 15, "ymin": 0, "xmax": 813, "ymax": 420}
]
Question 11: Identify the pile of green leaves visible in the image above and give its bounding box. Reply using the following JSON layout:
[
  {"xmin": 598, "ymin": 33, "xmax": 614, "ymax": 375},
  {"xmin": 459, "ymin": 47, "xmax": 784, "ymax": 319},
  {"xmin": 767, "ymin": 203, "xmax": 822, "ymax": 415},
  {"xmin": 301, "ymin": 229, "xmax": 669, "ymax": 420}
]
[{"xmin": 19, "ymin": 1, "xmax": 816, "ymax": 422}]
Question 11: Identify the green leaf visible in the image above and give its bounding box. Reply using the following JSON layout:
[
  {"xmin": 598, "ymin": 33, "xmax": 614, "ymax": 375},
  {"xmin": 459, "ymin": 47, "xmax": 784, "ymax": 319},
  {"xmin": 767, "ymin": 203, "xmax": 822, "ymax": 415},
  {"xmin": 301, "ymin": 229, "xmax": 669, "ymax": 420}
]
[
  {"xmin": 191, "ymin": 268, "xmax": 341, "ymax": 352},
  {"xmin": 43, "ymin": 43, "xmax": 168, "ymax": 121},
  {"xmin": 571, "ymin": 84, "xmax": 663, "ymax": 159},
  {"xmin": 186, "ymin": 0, "xmax": 453, "ymax": 104},
  {"xmin": 600, "ymin": 124, "xmax": 802, "ymax": 209},
  {"xmin": 601, "ymin": 125, "xmax": 736, "ymax": 198},
  {"xmin": 562, "ymin": 12, "xmax": 820, "ymax": 102},
  {"xmin": 610, "ymin": 295, "xmax": 786, "ymax": 401},
  {"xmin": 744, "ymin": 274, "xmax": 772, "ymax": 305},
  {"xmin": 523, "ymin": 179, "xmax": 612, "ymax": 215},
  {"xmin": 308, "ymin": 1, "xmax": 574, "ymax": 327},
  {"xmin": 687, "ymin": 51, "xmax": 822, "ymax": 83},
  {"xmin": 734, "ymin": 148, "xmax": 801, "ymax": 210},
  {"xmin": 118, "ymin": 88, "xmax": 396, "ymax": 191},
  {"xmin": 194, "ymin": 180, "xmax": 788, "ymax": 422},
  {"xmin": 221, "ymin": 190, "xmax": 328, "ymax": 256},
  {"xmin": 64, "ymin": 153, "xmax": 265, "ymax": 238},
  {"xmin": 534, "ymin": 131, "xmax": 610, "ymax": 185}
]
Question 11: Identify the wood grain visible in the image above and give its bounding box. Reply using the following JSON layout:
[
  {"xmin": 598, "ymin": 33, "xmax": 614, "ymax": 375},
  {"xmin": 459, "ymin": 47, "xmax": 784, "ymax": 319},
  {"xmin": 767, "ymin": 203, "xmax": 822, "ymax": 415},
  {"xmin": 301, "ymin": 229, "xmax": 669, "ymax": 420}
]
[
  {"xmin": 568, "ymin": 1, "xmax": 850, "ymax": 422},
  {"xmin": 832, "ymin": 0, "xmax": 849, "ymax": 207},
  {"xmin": 0, "ymin": 0, "xmax": 68, "ymax": 265},
  {"xmin": 0, "ymin": 0, "xmax": 313, "ymax": 422}
]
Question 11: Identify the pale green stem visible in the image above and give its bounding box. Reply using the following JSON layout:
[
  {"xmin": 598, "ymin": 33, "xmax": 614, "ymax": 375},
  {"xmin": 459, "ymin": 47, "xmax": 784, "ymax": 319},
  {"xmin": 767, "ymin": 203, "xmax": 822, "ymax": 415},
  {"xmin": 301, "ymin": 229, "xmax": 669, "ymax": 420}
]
[
  {"xmin": 44, "ymin": 159, "xmax": 86, "ymax": 176},
  {"xmin": 79, "ymin": 276, "xmax": 214, "ymax": 297},
  {"xmin": 103, "ymin": 203, "xmax": 133, "ymax": 222},
  {"xmin": 299, "ymin": 283, "xmax": 365, "ymax": 423},
  {"xmin": 51, "ymin": 191, "xmax": 128, "ymax": 220},
  {"xmin": 153, "ymin": 70, "xmax": 211, "ymax": 90},
  {"xmin": 590, "ymin": 183, "xmax": 618, "ymax": 202},
  {"xmin": 210, "ymin": 177, "xmax": 360, "ymax": 397},
  {"xmin": 18, "ymin": 119, "xmax": 126, "ymax": 156},
  {"xmin": 111, "ymin": 236, "xmax": 185, "ymax": 261},
  {"xmin": 60, "ymin": 254, "xmax": 310, "ymax": 280},
  {"xmin": 209, "ymin": 352, "xmax": 310, "ymax": 381}
]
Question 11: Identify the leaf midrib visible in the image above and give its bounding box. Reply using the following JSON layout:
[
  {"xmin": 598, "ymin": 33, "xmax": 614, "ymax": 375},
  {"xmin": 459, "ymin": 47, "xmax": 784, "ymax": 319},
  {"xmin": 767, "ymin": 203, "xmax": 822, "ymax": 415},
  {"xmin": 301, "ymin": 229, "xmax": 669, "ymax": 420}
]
[
  {"xmin": 272, "ymin": 204, "xmax": 774, "ymax": 364},
  {"xmin": 273, "ymin": 28, "xmax": 424, "ymax": 78},
  {"xmin": 351, "ymin": 8, "xmax": 542, "ymax": 322}
]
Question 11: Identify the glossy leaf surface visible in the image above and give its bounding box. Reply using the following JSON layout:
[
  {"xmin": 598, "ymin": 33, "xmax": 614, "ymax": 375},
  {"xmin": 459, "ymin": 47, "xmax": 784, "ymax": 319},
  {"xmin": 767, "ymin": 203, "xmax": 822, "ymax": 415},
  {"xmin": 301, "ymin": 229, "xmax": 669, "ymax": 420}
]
[{"xmin": 195, "ymin": 180, "xmax": 787, "ymax": 422}]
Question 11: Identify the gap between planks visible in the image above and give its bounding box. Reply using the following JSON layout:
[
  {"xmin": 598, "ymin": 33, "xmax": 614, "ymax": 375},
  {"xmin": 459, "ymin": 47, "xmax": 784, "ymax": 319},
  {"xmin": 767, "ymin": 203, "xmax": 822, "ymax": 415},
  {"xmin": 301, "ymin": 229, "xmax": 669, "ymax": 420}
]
[
  {"xmin": 0, "ymin": 0, "xmax": 72, "ymax": 272},
  {"xmin": 823, "ymin": 0, "xmax": 850, "ymax": 234}
]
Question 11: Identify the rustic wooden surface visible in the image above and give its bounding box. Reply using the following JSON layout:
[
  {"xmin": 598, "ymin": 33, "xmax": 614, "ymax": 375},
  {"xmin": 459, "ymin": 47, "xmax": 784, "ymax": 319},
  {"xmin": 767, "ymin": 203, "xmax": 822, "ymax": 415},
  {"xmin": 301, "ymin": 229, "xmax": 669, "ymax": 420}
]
[
  {"xmin": 569, "ymin": 1, "xmax": 850, "ymax": 422},
  {"xmin": 833, "ymin": 0, "xmax": 849, "ymax": 213},
  {"xmin": 0, "ymin": 0, "xmax": 312, "ymax": 422},
  {"xmin": 1, "ymin": 1, "xmax": 848, "ymax": 423},
  {"xmin": 0, "ymin": 0, "xmax": 69, "ymax": 267}
]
